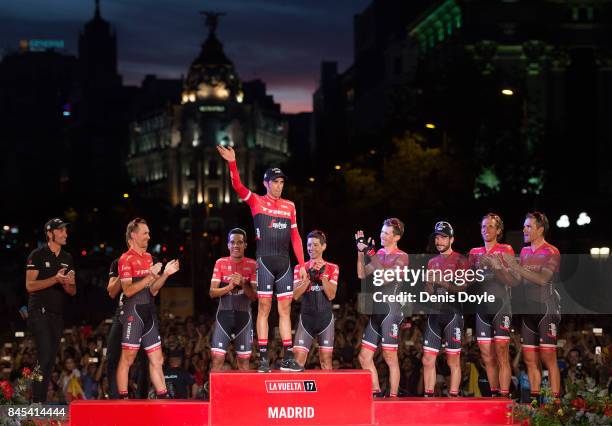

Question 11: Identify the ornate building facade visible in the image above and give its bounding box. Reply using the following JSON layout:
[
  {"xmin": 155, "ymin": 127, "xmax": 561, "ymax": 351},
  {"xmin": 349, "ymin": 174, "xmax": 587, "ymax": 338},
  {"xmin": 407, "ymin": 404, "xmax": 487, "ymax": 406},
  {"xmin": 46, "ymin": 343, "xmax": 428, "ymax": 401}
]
[{"xmin": 126, "ymin": 12, "xmax": 288, "ymax": 208}]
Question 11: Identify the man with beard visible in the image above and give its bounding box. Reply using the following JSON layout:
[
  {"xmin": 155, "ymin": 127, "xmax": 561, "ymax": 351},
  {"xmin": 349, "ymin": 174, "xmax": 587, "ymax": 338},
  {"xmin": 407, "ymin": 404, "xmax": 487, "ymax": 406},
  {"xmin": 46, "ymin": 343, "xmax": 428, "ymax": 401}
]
[
  {"xmin": 292, "ymin": 230, "xmax": 339, "ymax": 370},
  {"xmin": 422, "ymin": 221, "xmax": 468, "ymax": 397},
  {"xmin": 468, "ymin": 213, "xmax": 517, "ymax": 397},
  {"xmin": 217, "ymin": 145, "xmax": 306, "ymax": 373},
  {"xmin": 356, "ymin": 218, "xmax": 408, "ymax": 397},
  {"xmin": 26, "ymin": 218, "xmax": 76, "ymax": 403}
]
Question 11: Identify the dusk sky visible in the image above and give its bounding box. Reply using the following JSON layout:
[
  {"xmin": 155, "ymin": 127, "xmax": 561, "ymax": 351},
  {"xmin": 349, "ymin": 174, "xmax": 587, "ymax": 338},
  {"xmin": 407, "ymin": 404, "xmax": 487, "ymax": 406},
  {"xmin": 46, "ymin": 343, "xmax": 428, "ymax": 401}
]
[{"xmin": 0, "ymin": 0, "xmax": 372, "ymax": 113}]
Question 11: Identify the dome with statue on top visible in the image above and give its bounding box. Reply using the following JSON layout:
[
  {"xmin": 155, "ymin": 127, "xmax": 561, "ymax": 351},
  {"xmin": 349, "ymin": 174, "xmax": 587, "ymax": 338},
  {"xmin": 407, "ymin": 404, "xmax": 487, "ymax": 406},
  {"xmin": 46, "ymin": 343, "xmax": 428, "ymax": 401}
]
[{"xmin": 182, "ymin": 12, "xmax": 243, "ymax": 104}]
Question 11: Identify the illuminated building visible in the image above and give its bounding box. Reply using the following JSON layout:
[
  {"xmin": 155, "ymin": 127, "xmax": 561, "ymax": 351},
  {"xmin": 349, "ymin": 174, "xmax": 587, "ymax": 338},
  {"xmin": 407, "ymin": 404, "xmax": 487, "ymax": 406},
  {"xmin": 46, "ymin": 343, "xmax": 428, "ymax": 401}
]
[{"xmin": 126, "ymin": 12, "xmax": 288, "ymax": 207}]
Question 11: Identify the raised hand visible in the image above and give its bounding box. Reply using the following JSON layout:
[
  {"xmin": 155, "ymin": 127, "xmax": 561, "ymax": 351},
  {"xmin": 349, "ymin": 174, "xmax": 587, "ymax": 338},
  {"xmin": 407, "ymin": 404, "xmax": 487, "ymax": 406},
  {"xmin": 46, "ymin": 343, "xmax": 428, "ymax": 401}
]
[
  {"xmin": 216, "ymin": 145, "xmax": 236, "ymax": 162},
  {"xmin": 355, "ymin": 230, "xmax": 368, "ymax": 252}
]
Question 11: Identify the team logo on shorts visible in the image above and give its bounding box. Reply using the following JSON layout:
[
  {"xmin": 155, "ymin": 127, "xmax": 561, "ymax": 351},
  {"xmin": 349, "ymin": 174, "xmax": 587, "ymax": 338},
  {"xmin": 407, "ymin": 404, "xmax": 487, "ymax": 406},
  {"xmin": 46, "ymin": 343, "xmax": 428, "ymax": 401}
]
[
  {"xmin": 547, "ymin": 323, "xmax": 557, "ymax": 338},
  {"xmin": 390, "ymin": 324, "xmax": 398, "ymax": 339},
  {"xmin": 501, "ymin": 316, "xmax": 510, "ymax": 331},
  {"xmin": 452, "ymin": 327, "xmax": 461, "ymax": 343}
]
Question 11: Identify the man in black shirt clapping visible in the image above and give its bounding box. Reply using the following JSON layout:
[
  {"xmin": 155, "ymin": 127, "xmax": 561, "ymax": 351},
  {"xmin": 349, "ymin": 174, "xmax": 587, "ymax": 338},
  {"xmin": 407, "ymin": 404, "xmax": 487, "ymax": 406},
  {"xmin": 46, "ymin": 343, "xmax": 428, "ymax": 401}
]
[{"xmin": 25, "ymin": 218, "xmax": 76, "ymax": 403}]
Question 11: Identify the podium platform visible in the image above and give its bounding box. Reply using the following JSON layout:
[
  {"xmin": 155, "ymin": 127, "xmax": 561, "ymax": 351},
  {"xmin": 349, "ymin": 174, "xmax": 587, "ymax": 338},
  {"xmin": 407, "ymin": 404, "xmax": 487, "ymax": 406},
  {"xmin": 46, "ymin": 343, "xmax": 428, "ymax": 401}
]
[
  {"xmin": 210, "ymin": 370, "xmax": 373, "ymax": 426},
  {"xmin": 70, "ymin": 370, "xmax": 516, "ymax": 425}
]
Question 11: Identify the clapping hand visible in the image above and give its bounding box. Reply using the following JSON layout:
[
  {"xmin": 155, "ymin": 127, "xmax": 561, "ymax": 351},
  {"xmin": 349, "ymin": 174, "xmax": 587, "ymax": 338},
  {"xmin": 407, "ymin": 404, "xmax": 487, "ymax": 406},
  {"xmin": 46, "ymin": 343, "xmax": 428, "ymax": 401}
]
[{"xmin": 164, "ymin": 260, "xmax": 180, "ymax": 276}]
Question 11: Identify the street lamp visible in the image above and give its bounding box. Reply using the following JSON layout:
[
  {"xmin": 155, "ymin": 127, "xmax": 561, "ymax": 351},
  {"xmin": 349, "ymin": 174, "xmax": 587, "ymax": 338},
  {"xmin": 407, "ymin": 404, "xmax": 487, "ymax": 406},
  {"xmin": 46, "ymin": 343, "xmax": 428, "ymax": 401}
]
[
  {"xmin": 501, "ymin": 89, "xmax": 514, "ymax": 96},
  {"xmin": 425, "ymin": 123, "xmax": 436, "ymax": 129},
  {"xmin": 577, "ymin": 212, "xmax": 591, "ymax": 226},
  {"xmin": 590, "ymin": 247, "xmax": 610, "ymax": 259},
  {"xmin": 556, "ymin": 215, "xmax": 570, "ymax": 229}
]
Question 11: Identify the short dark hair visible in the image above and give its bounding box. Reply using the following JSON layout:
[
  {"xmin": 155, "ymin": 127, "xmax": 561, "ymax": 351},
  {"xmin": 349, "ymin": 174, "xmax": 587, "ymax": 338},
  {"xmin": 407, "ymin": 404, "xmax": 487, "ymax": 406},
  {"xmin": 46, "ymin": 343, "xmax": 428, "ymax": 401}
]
[
  {"xmin": 228, "ymin": 228, "xmax": 247, "ymax": 241},
  {"xmin": 526, "ymin": 212, "xmax": 549, "ymax": 236},
  {"xmin": 482, "ymin": 213, "xmax": 504, "ymax": 239},
  {"xmin": 126, "ymin": 218, "xmax": 147, "ymax": 247},
  {"xmin": 383, "ymin": 218, "xmax": 404, "ymax": 237},
  {"xmin": 307, "ymin": 230, "xmax": 327, "ymax": 245}
]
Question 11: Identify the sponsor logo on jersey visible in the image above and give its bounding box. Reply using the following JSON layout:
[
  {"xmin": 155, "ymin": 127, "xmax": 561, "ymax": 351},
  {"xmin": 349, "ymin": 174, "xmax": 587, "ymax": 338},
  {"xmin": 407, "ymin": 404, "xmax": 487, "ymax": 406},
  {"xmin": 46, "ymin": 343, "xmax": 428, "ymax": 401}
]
[
  {"xmin": 45, "ymin": 262, "xmax": 51, "ymax": 268},
  {"xmin": 265, "ymin": 380, "xmax": 317, "ymax": 393},
  {"xmin": 261, "ymin": 206, "xmax": 291, "ymax": 217},
  {"xmin": 548, "ymin": 323, "xmax": 557, "ymax": 338},
  {"xmin": 268, "ymin": 219, "xmax": 288, "ymax": 230}
]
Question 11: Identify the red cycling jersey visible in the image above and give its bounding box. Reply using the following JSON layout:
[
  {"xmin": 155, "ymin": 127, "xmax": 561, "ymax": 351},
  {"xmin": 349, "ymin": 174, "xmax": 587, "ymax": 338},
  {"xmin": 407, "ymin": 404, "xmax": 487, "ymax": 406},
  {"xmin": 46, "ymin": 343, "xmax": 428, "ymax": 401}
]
[
  {"xmin": 118, "ymin": 248, "xmax": 154, "ymax": 304},
  {"xmin": 228, "ymin": 161, "xmax": 304, "ymax": 267},
  {"xmin": 211, "ymin": 256, "xmax": 257, "ymax": 312}
]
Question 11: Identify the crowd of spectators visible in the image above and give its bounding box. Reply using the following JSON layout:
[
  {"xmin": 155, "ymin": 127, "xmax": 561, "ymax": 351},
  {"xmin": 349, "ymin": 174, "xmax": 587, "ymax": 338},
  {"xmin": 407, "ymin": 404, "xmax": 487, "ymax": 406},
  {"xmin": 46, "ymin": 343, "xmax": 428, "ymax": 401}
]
[{"xmin": 1, "ymin": 299, "xmax": 610, "ymax": 402}]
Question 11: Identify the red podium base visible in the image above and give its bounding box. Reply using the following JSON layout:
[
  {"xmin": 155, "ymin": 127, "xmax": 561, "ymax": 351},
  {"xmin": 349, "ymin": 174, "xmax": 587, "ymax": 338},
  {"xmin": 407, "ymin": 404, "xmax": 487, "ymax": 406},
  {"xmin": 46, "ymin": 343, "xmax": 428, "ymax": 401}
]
[
  {"xmin": 70, "ymin": 370, "xmax": 517, "ymax": 425},
  {"xmin": 70, "ymin": 400, "xmax": 209, "ymax": 425},
  {"xmin": 374, "ymin": 397, "xmax": 514, "ymax": 425},
  {"xmin": 209, "ymin": 370, "xmax": 373, "ymax": 426}
]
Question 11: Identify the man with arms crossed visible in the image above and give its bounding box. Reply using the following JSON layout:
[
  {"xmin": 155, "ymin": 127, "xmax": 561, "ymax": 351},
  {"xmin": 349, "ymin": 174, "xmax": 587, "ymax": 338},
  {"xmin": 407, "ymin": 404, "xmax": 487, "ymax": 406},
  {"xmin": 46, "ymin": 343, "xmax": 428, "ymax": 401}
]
[
  {"xmin": 468, "ymin": 213, "xmax": 517, "ymax": 397},
  {"xmin": 217, "ymin": 145, "xmax": 306, "ymax": 373},
  {"xmin": 292, "ymin": 230, "xmax": 340, "ymax": 370},
  {"xmin": 502, "ymin": 212, "xmax": 561, "ymax": 401},
  {"xmin": 355, "ymin": 218, "xmax": 408, "ymax": 397},
  {"xmin": 209, "ymin": 228, "xmax": 257, "ymax": 371},
  {"xmin": 116, "ymin": 218, "xmax": 180, "ymax": 398},
  {"xmin": 422, "ymin": 221, "xmax": 467, "ymax": 397}
]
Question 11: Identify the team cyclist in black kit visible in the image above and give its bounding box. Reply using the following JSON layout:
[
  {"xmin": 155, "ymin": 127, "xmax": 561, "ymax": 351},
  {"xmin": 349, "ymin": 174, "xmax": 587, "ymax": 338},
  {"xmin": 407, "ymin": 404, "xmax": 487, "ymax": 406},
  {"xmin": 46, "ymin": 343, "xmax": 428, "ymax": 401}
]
[
  {"xmin": 356, "ymin": 218, "xmax": 409, "ymax": 397},
  {"xmin": 292, "ymin": 230, "xmax": 340, "ymax": 370},
  {"xmin": 217, "ymin": 145, "xmax": 306, "ymax": 372}
]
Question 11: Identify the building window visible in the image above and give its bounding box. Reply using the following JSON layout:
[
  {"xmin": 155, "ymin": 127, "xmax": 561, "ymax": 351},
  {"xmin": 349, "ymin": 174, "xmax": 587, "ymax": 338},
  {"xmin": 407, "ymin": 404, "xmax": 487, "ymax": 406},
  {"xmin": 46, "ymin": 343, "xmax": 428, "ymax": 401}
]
[
  {"xmin": 208, "ymin": 187, "xmax": 219, "ymax": 205},
  {"xmin": 209, "ymin": 160, "xmax": 218, "ymax": 178}
]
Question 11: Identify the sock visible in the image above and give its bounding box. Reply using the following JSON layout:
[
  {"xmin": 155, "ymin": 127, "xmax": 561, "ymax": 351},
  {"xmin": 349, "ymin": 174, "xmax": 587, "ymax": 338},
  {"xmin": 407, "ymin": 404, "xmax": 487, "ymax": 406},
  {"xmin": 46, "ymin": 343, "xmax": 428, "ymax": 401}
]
[
  {"xmin": 258, "ymin": 339, "xmax": 268, "ymax": 357},
  {"xmin": 119, "ymin": 391, "xmax": 128, "ymax": 400},
  {"xmin": 156, "ymin": 389, "xmax": 169, "ymax": 399},
  {"xmin": 282, "ymin": 339, "xmax": 293, "ymax": 359},
  {"xmin": 389, "ymin": 392, "xmax": 397, "ymax": 397},
  {"xmin": 449, "ymin": 390, "xmax": 459, "ymax": 397},
  {"xmin": 552, "ymin": 391, "xmax": 560, "ymax": 398},
  {"xmin": 424, "ymin": 389, "xmax": 434, "ymax": 397},
  {"xmin": 372, "ymin": 388, "xmax": 381, "ymax": 394},
  {"xmin": 490, "ymin": 387, "xmax": 500, "ymax": 397},
  {"xmin": 500, "ymin": 389, "xmax": 510, "ymax": 397}
]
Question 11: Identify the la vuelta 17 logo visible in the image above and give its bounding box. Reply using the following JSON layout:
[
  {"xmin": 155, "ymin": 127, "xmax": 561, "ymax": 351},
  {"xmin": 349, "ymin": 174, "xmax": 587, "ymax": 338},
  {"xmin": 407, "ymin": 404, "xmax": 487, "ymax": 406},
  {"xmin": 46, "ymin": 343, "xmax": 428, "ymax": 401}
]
[{"xmin": 265, "ymin": 380, "xmax": 317, "ymax": 393}]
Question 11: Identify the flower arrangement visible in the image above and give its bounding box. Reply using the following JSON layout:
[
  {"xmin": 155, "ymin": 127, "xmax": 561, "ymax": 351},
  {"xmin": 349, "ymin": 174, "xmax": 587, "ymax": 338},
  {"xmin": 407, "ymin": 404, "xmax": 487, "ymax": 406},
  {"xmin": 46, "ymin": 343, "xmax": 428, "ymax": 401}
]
[
  {"xmin": 514, "ymin": 378, "xmax": 612, "ymax": 425},
  {"xmin": 0, "ymin": 366, "xmax": 42, "ymax": 405}
]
